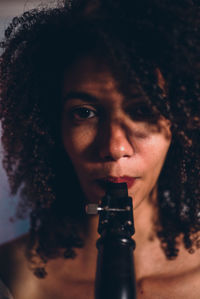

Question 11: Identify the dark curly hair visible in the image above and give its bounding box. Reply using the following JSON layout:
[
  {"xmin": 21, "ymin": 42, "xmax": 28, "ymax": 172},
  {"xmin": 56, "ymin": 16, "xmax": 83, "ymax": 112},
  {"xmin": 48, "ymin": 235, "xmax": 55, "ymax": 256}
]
[{"xmin": 0, "ymin": 0, "xmax": 199, "ymax": 278}]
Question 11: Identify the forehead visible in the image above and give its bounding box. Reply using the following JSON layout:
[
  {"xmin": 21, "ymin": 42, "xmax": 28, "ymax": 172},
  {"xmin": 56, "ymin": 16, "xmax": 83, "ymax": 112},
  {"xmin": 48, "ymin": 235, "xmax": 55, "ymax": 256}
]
[
  {"xmin": 63, "ymin": 57, "xmax": 118, "ymax": 93},
  {"xmin": 62, "ymin": 56, "xmax": 144, "ymax": 105}
]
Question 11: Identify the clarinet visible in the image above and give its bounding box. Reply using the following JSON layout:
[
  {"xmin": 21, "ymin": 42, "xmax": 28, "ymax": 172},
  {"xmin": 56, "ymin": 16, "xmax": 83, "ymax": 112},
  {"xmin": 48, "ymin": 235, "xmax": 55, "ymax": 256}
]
[{"xmin": 86, "ymin": 182, "xmax": 137, "ymax": 299}]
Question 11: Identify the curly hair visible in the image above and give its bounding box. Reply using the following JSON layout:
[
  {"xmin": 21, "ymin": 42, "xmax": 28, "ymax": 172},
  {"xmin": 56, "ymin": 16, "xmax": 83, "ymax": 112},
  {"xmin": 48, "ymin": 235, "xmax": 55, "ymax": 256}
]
[{"xmin": 0, "ymin": 0, "xmax": 200, "ymax": 278}]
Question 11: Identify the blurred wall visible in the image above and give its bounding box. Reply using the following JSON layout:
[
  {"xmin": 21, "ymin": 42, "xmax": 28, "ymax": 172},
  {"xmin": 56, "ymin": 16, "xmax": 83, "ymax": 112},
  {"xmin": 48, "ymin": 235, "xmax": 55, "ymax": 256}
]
[{"xmin": 0, "ymin": 0, "xmax": 56, "ymax": 244}]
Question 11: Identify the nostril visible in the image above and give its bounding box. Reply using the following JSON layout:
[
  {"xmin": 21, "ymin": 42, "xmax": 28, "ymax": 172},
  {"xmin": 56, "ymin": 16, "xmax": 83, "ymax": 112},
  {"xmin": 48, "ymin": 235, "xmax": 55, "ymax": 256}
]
[{"xmin": 123, "ymin": 154, "xmax": 131, "ymax": 158}]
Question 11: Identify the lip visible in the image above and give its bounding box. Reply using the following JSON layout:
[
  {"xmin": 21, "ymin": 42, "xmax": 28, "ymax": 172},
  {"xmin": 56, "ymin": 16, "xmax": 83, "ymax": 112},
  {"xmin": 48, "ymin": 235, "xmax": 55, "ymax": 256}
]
[{"xmin": 96, "ymin": 176, "xmax": 136, "ymax": 189}]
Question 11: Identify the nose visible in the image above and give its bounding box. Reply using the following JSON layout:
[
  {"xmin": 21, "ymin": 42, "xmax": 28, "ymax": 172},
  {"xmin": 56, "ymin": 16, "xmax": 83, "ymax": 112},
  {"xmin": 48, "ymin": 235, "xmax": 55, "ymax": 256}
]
[{"xmin": 98, "ymin": 123, "xmax": 134, "ymax": 161}]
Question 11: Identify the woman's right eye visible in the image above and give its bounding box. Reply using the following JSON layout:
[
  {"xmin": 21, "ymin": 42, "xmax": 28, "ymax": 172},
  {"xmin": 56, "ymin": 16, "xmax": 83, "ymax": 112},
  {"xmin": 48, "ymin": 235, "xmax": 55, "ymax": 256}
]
[{"xmin": 71, "ymin": 107, "xmax": 97, "ymax": 121}]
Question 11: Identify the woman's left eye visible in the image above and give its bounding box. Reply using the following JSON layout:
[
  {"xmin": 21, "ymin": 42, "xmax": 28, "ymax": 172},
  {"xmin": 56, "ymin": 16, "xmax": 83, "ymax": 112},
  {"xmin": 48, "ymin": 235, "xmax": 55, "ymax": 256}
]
[{"xmin": 71, "ymin": 107, "xmax": 97, "ymax": 121}]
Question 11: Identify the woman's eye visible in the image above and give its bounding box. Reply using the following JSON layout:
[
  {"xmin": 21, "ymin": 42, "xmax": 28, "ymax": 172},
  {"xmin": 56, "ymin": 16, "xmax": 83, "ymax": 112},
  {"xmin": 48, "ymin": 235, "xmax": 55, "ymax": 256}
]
[
  {"xmin": 127, "ymin": 105, "xmax": 160, "ymax": 123},
  {"xmin": 71, "ymin": 107, "xmax": 97, "ymax": 121}
]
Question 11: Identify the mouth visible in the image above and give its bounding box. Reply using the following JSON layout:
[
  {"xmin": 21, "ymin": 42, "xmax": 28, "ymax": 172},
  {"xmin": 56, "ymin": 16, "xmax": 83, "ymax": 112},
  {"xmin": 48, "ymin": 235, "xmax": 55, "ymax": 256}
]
[{"xmin": 96, "ymin": 176, "xmax": 137, "ymax": 189}]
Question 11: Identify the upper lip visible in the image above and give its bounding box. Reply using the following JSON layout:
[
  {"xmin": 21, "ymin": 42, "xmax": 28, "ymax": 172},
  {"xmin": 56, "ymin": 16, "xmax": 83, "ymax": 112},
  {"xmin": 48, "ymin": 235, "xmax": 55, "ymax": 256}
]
[
  {"xmin": 104, "ymin": 176, "xmax": 134, "ymax": 182},
  {"xmin": 96, "ymin": 176, "xmax": 137, "ymax": 189},
  {"xmin": 98, "ymin": 176, "xmax": 136, "ymax": 182}
]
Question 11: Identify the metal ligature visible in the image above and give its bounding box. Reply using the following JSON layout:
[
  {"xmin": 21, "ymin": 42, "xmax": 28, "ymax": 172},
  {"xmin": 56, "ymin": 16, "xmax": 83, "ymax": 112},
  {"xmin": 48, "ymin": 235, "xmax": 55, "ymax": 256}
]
[{"xmin": 86, "ymin": 182, "xmax": 137, "ymax": 299}]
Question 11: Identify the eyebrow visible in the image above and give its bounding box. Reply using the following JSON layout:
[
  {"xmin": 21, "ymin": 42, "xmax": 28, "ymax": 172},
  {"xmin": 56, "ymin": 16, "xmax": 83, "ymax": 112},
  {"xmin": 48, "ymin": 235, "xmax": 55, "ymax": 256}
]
[
  {"xmin": 123, "ymin": 95, "xmax": 150, "ymax": 108},
  {"xmin": 63, "ymin": 91, "xmax": 99, "ymax": 104},
  {"xmin": 63, "ymin": 90, "xmax": 149, "ymax": 107}
]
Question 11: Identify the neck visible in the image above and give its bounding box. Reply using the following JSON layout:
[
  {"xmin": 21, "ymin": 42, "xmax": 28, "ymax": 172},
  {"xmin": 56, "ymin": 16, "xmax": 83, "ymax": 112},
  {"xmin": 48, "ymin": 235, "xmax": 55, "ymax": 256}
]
[
  {"xmin": 46, "ymin": 195, "xmax": 157, "ymax": 282},
  {"xmin": 74, "ymin": 194, "xmax": 157, "ymax": 277}
]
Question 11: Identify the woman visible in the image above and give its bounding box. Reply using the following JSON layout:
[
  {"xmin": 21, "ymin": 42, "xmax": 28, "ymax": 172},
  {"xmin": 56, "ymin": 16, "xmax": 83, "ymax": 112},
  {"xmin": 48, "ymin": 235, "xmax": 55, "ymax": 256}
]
[{"xmin": 0, "ymin": 0, "xmax": 199, "ymax": 298}]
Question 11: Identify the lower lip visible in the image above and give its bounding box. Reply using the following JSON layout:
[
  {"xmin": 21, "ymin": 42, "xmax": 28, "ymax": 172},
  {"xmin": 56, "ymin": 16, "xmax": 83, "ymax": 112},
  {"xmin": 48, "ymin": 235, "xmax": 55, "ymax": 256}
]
[{"xmin": 96, "ymin": 177, "xmax": 136, "ymax": 189}]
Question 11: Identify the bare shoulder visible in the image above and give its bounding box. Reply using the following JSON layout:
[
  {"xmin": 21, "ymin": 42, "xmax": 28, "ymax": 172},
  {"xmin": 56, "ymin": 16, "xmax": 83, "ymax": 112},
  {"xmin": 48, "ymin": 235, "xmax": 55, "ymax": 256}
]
[
  {"xmin": 137, "ymin": 248, "xmax": 200, "ymax": 299},
  {"xmin": 0, "ymin": 234, "xmax": 28, "ymax": 287},
  {"xmin": 137, "ymin": 266, "xmax": 200, "ymax": 299},
  {"xmin": 0, "ymin": 233, "xmax": 28, "ymax": 260}
]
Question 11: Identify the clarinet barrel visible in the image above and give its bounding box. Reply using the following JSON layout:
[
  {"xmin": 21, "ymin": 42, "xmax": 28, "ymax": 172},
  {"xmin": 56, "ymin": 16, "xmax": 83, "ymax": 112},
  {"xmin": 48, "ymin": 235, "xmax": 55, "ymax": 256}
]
[{"xmin": 95, "ymin": 182, "xmax": 137, "ymax": 299}]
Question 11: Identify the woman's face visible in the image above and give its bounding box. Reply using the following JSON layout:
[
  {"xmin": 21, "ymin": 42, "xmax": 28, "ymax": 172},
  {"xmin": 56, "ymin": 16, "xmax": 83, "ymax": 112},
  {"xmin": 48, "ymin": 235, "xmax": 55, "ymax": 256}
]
[{"xmin": 62, "ymin": 57, "xmax": 171, "ymax": 209}]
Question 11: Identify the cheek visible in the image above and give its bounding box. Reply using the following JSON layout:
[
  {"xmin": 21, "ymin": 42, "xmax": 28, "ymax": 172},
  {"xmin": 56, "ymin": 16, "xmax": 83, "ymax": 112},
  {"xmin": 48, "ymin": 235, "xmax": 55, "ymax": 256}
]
[
  {"xmin": 62, "ymin": 123, "xmax": 96, "ymax": 160},
  {"xmin": 141, "ymin": 135, "xmax": 171, "ymax": 178},
  {"xmin": 132, "ymin": 136, "xmax": 171, "ymax": 202}
]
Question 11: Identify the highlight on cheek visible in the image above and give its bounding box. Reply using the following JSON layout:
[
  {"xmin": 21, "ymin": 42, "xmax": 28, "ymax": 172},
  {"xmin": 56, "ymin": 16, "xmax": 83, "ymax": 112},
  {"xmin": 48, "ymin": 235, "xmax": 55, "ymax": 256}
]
[{"xmin": 136, "ymin": 117, "xmax": 172, "ymax": 140}]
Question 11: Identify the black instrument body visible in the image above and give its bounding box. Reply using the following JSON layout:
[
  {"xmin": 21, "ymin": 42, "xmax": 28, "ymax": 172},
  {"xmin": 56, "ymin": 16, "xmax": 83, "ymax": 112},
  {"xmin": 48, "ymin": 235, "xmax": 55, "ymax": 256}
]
[{"xmin": 95, "ymin": 183, "xmax": 137, "ymax": 299}]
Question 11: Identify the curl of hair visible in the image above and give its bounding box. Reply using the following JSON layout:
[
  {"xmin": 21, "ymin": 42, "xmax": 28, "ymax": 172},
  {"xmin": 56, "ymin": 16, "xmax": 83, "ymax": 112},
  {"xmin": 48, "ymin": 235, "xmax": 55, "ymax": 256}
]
[{"xmin": 0, "ymin": 0, "xmax": 200, "ymax": 276}]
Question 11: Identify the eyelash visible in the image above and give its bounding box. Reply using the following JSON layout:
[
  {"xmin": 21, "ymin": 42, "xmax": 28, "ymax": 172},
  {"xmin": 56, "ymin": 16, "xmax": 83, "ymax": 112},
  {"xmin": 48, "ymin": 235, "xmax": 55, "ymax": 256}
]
[
  {"xmin": 127, "ymin": 107, "xmax": 159, "ymax": 123},
  {"xmin": 70, "ymin": 106, "xmax": 97, "ymax": 121},
  {"xmin": 133, "ymin": 131, "xmax": 148, "ymax": 139}
]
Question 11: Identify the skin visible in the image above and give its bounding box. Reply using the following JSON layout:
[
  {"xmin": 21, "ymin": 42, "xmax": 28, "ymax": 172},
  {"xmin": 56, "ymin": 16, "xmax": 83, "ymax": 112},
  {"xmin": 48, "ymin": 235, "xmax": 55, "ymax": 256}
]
[
  {"xmin": 0, "ymin": 57, "xmax": 200, "ymax": 299},
  {"xmin": 61, "ymin": 57, "xmax": 172, "ymax": 210}
]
